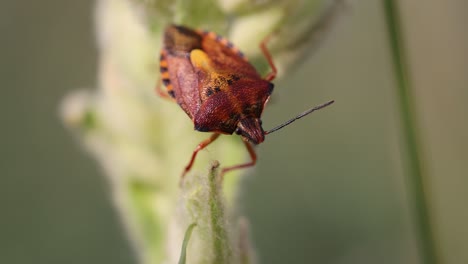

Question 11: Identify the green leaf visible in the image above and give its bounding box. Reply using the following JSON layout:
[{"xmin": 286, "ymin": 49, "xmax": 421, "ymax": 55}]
[{"xmin": 178, "ymin": 223, "xmax": 197, "ymax": 264}]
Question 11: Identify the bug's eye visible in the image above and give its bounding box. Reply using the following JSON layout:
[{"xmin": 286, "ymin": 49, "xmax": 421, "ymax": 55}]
[{"xmin": 235, "ymin": 128, "xmax": 242, "ymax": 135}]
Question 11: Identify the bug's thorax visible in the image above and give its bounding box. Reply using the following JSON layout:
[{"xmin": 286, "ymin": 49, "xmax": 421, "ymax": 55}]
[{"xmin": 236, "ymin": 117, "xmax": 265, "ymax": 145}]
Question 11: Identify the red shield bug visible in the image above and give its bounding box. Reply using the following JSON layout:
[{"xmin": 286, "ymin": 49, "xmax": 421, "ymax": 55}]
[{"xmin": 157, "ymin": 24, "xmax": 334, "ymax": 178}]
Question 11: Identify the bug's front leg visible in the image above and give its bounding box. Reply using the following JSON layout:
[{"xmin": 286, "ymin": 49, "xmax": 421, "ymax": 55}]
[
  {"xmin": 220, "ymin": 140, "xmax": 257, "ymax": 178},
  {"xmin": 182, "ymin": 133, "xmax": 221, "ymax": 178}
]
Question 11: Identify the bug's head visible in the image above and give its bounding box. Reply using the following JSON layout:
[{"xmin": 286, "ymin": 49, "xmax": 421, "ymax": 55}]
[{"xmin": 235, "ymin": 118, "xmax": 265, "ymax": 145}]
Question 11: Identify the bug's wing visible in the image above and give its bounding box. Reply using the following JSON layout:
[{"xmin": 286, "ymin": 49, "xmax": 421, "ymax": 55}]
[
  {"xmin": 161, "ymin": 25, "xmax": 205, "ymax": 119},
  {"xmin": 165, "ymin": 54, "xmax": 202, "ymax": 119},
  {"xmin": 194, "ymin": 31, "xmax": 270, "ymax": 106},
  {"xmin": 200, "ymin": 34, "xmax": 261, "ymax": 79}
]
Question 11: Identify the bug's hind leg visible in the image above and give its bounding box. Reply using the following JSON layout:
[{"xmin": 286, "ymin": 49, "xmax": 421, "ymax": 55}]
[
  {"xmin": 260, "ymin": 0, "xmax": 345, "ymax": 82},
  {"xmin": 260, "ymin": 34, "xmax": 277, "ymax": 82},
  {"xmin": 182, "ymin": 133, "xmax": 221, "ymax": 179},
  {"xmin": 220, "ymin": 141, "xmax": 257, "ymax": 178}
]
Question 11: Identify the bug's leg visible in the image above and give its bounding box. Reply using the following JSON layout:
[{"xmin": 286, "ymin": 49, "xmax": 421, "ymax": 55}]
[
  {"xmin": 220, "ymin": 141, "xmax": 257, "ymax": 178},
  {"xmin": 182, "ymin": 133, "xmax": 221, "ymax": 178},
  {"xmin": 260, "ymin": 34, "xmax": 278, "ymax": 82}
]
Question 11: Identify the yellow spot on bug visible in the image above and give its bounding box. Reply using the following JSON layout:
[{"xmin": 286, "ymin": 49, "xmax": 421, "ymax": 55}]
[
  {"xmin": 190, "ymin": 49, "xmax": 214, "ymax": 73},
  {"xmin": 161, "ymin": 71, "xmax": 170, "ymax": 79},
  {"xmin": 190, "ymin": 49, "xmax": 238, "ymax": 96},
  {"xmin": 159, "ymin": 60, "xmax": 168, "ymax": 68}
]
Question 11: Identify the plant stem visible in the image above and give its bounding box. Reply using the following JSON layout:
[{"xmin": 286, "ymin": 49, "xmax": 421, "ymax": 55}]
[
  {"xmin": 208, "ymin": 162, "xmax": 232, "ymax": 264},
  {"xmin": 383, "ymin": 1, "xmax": 439, "ymax": 263}
]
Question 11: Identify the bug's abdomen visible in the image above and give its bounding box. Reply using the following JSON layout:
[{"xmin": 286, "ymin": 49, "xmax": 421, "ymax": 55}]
[{"xmin": 159, "ymin": 51, "xmax": 175, "ymax": 98}]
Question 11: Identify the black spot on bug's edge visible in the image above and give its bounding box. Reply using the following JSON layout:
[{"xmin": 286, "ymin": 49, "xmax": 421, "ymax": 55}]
[
  {"xmin": 162, "ymin": 78, "xmax": 171, "ymax": 86},
  {"xmin": 168, "ymin": 90, "xmax": 176, "ymax": 98},
  {"xmin": 160, "ymin": 66, "xmax": 168, "ymax": 72},
  {"xmin": 268, "ymin": 82, "xmax": 274, "ymax": 94},
  {"xmin": 195, "ymin": 124, "xmax": 210, "ymax": 132},
  {"xmin": 215, "ymin": 35, "xmax": 222, "ymax": 41},
  {"xmin": 227, "ymin": 42, "xmax": 234, "ymax": 48}
]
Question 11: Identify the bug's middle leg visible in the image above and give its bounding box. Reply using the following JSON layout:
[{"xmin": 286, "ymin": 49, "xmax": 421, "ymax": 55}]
[{"xmin": 182, "ymin": 133, "xmax": 221, "ymax": 178}]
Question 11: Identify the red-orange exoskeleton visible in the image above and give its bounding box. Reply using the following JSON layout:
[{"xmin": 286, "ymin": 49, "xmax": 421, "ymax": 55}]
[{"xmin": 157, "ymin": 24, "xmax": 334, "ymax": 178}]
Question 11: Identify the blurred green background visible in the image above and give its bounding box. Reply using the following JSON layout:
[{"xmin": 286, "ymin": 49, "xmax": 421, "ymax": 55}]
[{"xmin": 1, "ymin": 1, "xmax": 467, "ymax": 264}]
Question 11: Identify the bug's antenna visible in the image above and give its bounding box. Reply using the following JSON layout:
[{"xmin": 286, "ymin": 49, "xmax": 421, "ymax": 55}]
[{"xmin": 264, "ymin": 100, "xmax": 334, "ymax": 135}]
